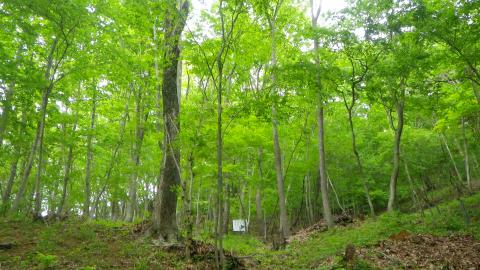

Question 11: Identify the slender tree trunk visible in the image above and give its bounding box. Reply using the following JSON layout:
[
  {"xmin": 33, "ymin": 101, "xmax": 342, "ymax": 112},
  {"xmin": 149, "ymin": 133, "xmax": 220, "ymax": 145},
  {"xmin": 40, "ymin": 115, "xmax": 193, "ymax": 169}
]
[
  {"xmin": 471, "ymin": 78, "xmax": 480, "ymax": 104},
  {"xmin": 317, "ymin": 105, "xmax": 334, "ymax": 227},
  {"xmin": 346, "ymin": 108, "xmax": 375, "ymax": 216},
  {"xmin": 255, "ymin": 147, "xmax": 265, "ymax": 236},
  {"xmin": 215, "ymin": 46, "xmax": 226, "ymax": 269},
  {"xmin": 153, "ymin": 0, "xmax": 189, "ymax": 241},
  {"xmin": 182, "ymin": 151, "xmax": 194, "ymax": 260},
  {"xmin": 310, "ymin": 0, "xmax": 334, "ymax": 227},
  {"xmin": 11, "ymin": 84, "xmax": 51, "ymax": 213},
  {"xmin": 272, "ymin": 106, "xmax": 289, "ymax": 236},
  {"xmin": 84, "ymin": 84, "xmax": 97, "ymax": 218},
  {"xmin": 223, "ymin": 184, "xmax": 230, "ymax": 235},
  {"xmin": 1, "ymin": 155, "xmax": 20, "ymax": 214},
  {"xmin": 126, "ymin": 87, "xmax": 147, "ymax": 222},
  {"xmin": 195, "ymin": 188, "xmax": 201, "ymax": 227},
  {"xmin": 461, "ymin": 118, "xmax": 471, "ymax": 190},
  {"xmin": 387, "ymin": 101, "xmax": 404, "ymax": 212},
  {"xmin": 57, "ymin": 115, "xmax": 78, "ymax": 215},
  {"xmin": 0, "ymin": 81, "xmax": 14, "ymax": 148},
  {"xmin": 268, "ymin": 11, "xmax": 290, "ymax": 238},
  {"xmin": 0, "ymin": 45, "xmax": 23, "ymax": 148},
  {"xmin": 11, "ymin": 37, "xmax": 62, "ymax": 214},
  {"xmin": 404, "ymin": 162, "xmax": 420, "ymax": 210},
  {"xmin": 442, "ymin": 135, "xmax": 464, "ymax": 185},
  {"xmin": 33, "ymin": 125, "xmax": 46, "ymax": 218}
]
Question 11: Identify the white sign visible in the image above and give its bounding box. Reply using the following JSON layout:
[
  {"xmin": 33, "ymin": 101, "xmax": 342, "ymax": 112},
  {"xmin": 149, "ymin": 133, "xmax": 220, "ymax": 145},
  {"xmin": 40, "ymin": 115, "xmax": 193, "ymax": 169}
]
[{"xmin": 232, "ymin": 219, "xmax": 249, "ymax": 232}]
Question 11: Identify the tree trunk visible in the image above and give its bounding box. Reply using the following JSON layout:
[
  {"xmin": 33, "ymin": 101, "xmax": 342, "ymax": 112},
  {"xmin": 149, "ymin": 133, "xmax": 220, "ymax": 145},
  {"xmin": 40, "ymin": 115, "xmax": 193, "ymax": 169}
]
[
  {"xmin": 404, "ymin": 162, "xmax": 420, "ymax": 210},
  {"xmin": 346, "ymin": 107, "xmax": 375, "ymax": 216},
  {"xmin": 272, "ymin": 106, "xmax": 289, "ymax": 236},
  {"xmin": 84, "ymin": 83, "xmax": 97, "ymax": 218},
  {"xmin": 462, "ymin": 118, "xmax": 471, "ymax": 190},
  {"xmin": 317, "ymin": 105, "xmax": 334, "ymax": 227},
  {"xmin": 442, "ymin": 135, "xmax": 464, "ymax": 185},
  {"xmin": 126, "ymin": 87, "xmax": 147, "ymax": 222},
  {"xmin": 268, "ymin": 9, "xmax": 290, "ymax": 238},
  {"xmin": 310, "ymin": 0, "xmax": 334, "ymax": 228},
  {"xmin": 387, "ymin": 101, "xmax": 404, "ymax": 212},
  {"xmin": 183, "ymin": 151, "xmax": 194, "ymax": 260},
  {"xmin": 255, "ymin": 147, "xmax": 265, "ymax": 236},
  {"xmin": 471, "ymin": 78, "xmax": 480, "ymax": 104},
  {"xmin": 0, "ymin": 45, "xmax": 23, "ymax": 148},
  {"xmin": 57, "ymin": 115, "xmax": 78, "ymax": 215},
  {"xmin": 1, "ymin": 155, "xmax": 20, "ymax": 214},
  {"xmin": 33, "ymin": 125, "xmax": 46, "ymax": 218},
  {"xmin": 11, "ymin": 36, "xmax": 64, "ymax": 214},
  {"xmin": 0, "ymin": 81, "xmax": 14, "ymax": 148},
  {"xmin": 153, "ymin": 0, "xmax": 189, "ymax": 241}
]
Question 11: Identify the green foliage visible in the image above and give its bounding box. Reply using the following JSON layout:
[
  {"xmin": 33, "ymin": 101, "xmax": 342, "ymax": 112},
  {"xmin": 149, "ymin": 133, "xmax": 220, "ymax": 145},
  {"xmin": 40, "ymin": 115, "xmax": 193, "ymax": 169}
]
[
  {"xmin": 0, "ymin": 0, "xmax": 479, "ymax": 268},
  {"xmin": 35, "ymin": 253, "xmax": 58, "ymax": 270},
  {"xmin": 223, "ymin": 234, "xmax": 266, "ymax": 254}
]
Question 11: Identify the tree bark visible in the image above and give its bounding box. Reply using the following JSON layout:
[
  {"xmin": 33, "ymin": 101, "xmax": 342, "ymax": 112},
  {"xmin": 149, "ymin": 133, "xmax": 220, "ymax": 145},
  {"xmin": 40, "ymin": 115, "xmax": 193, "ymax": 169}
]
[
  {"xmin": 442, "ymin": 135, "xmax": 464, "ymax": 185},
  {"xmin": 310, "ymin": 0, "xmax": 334, "ymax": 228},
  {"xmin": 57, "ymin": 114, "xmax": 78, "ymax": 216},
  {"xmin": 11, "ymin": 38, "xmax": 58, "ymax": 214},
  {"xmin": 153, "ymin": 0, "xmax": 189, "ymax": 241},
  {"xmin": 404, "ymin": 161, "xmax": 420, "ymax": 210},
  {"xmin": 461, "ymin": 118, "xmax": 471, "ymax": 191},
  {"xmin": 83, "ymin": 83, "xmax": 97, "ymax": 218},
  {"xmin": 346, "ymin": 106, "xmax": 375, "ymax": 216},
  {"xmin": 126, "ymin": 86, "xmax": 147, "ymax": 222},
  {"xmin": 317, "ymin": 105, "xmax": 334, "ymax": 227},
  {"xmin": 387, "ymin": 101, "xmax": 404, "ymax": 212},
  {"xmin": 255, "ymin": 147, "xmax": 265, "ymax": 237},
  {"xmin": 1, "ymin": 155, "xmax": 19, "ymax": 214},
  {"xmin": 267, "ymin": 4, "xmax": 290, "ymax": 238},
  {"xmin": 0, "ymin": 81, "xmax": 14, "ymax": 148},
  {"xmin": 32, "ymin": 124, "xmax": 46, "ymax": 218}
]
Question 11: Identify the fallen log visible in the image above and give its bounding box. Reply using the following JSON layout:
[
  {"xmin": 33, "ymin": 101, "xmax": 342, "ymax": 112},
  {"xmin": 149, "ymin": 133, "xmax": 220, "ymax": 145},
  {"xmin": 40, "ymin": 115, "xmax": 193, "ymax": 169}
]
[{"xmin": 0, "ymin": 243, "xmax": 14, "ymax": 250}]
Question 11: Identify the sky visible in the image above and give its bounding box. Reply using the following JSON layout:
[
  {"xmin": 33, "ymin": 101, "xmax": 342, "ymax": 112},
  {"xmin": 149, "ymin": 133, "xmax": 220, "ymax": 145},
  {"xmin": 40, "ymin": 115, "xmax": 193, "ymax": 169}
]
[{"xmin": 187, "ymin": 0, "xmax": 348, "ymax": 30}]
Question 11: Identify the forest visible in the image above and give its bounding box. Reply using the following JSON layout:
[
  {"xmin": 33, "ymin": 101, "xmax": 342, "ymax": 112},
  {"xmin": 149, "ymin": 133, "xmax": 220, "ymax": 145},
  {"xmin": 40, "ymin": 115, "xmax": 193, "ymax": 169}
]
[{"xmin": 0, "ymin": 0, "xmax": 479, "ymax": 269}]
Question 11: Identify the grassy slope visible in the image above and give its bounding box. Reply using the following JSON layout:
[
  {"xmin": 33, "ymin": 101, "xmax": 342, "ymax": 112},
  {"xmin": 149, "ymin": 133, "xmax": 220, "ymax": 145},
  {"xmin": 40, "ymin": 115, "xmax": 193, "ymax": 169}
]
[
  {"xmin": 226, "ymin": 192, "xmax": 480, "ymax": 269},
  {"xmin": 1, "ymin": 192, "xmax": 478, "ymax": 270},
  {"xmin": 0, "ymin": 220, "xmax": 187, "ymax": 270}
]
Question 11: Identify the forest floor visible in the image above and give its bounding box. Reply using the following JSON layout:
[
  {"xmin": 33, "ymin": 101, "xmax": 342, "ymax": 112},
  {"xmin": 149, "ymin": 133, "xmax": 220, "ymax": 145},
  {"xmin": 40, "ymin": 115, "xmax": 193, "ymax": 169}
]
[{"xmin": 1, "ymin": 191, "xmax": 479, "ymax": 269}]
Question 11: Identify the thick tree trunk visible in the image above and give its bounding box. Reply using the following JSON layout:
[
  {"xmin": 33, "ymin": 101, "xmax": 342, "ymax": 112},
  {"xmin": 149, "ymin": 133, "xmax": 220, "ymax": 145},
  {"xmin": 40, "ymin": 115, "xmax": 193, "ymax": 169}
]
[
  {"xmin": 317, "ymin": 104, "xmax": 334, "ymax": 227},
  {"xmin": 153, "ymin": 0, "xmax": 189, "ymax": 241},
  {"xmin": 387, "ymin": 102, "xmax": 404, "ymax": 212},
  {"xmin": 84, "ymin": 84, "xmax": 97, "ymax": 218}
]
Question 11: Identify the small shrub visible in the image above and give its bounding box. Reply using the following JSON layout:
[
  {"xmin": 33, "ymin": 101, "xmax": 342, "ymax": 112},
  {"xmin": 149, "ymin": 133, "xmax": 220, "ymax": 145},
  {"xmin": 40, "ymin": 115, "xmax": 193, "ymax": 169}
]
[{"xmin": 35, "ymin": 253, "xmax": 57, "ymax": 270}]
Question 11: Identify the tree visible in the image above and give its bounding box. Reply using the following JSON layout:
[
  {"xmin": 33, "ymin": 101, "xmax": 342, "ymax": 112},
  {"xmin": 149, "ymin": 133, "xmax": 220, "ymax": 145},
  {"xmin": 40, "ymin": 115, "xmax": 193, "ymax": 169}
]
[{"xmin": 153, "ymin": 0, "xmax": 190, "ymax": 242}]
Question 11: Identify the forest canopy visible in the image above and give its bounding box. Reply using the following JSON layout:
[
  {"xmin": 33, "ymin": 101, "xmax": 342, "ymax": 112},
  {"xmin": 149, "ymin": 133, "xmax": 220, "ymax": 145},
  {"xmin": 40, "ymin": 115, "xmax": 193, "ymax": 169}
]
[{"xmin": 0, "ymin": 0, "xmax": 479, "ymax": 268}]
